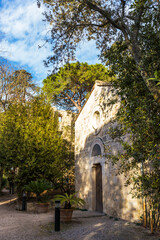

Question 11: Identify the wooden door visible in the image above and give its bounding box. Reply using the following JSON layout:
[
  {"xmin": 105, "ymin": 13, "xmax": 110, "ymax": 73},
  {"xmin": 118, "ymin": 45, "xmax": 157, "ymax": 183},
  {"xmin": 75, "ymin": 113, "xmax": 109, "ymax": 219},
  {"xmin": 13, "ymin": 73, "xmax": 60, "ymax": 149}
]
[{"xmin": 96, "ymin": 164, "xmax": 103, "ymax": 212}]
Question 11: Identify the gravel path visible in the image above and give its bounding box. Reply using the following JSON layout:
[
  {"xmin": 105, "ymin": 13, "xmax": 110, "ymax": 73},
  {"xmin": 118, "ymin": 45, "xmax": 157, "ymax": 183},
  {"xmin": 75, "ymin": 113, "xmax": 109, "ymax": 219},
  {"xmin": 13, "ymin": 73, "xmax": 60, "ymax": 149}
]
[{"xmin": 0, "ymin": 192, "xmax": 160, "ymax": 240}]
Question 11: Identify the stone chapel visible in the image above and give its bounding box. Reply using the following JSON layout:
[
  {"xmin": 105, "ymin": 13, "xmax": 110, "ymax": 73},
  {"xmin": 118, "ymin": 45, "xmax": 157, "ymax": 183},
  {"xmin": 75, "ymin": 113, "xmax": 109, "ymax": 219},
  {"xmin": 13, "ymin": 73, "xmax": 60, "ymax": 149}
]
[{"xmin": 75, "ymin": 81, "xmax": 142, "ymax": 221}]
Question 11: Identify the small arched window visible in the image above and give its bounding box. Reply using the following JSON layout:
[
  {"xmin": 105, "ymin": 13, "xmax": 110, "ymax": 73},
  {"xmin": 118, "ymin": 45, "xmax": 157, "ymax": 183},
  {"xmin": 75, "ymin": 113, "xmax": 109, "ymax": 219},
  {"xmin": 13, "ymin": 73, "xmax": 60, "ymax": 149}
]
[
  {"xmin": 91, "ymin": 144, "xmax": 101, "ymax": 157},
  {"xmin": 92, "ymin": 111, "xmax": 100, "ymax": 130},
  {"xmin": 58, "ymin": 115, "xmax": 62, "ymax": 122}
]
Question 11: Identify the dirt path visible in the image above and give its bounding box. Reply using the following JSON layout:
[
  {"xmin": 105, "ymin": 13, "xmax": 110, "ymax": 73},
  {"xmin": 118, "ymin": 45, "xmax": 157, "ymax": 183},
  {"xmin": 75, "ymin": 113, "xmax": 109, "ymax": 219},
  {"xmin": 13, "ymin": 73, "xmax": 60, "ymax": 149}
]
[{"xmin": 0, "ymin": 192, "xmax": 159, "ymax": 240}]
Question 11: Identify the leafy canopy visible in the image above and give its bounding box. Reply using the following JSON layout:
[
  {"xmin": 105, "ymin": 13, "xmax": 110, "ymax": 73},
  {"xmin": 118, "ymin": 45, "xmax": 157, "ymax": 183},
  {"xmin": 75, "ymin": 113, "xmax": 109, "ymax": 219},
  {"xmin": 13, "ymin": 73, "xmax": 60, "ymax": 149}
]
[
  {"xmin": 40, "ymin": 0, "xmax": 160, "ymax": 100},
  {"xmin": 43, "ymin": 62, "xmax": 112, "ymax": 112},
  {"xmin": 106, "ymin": 40, "xmax": 160, "ymax": 227},
  {"xmin": 0, "ymin": 96, "xmax": 74, "ymax": 193}
]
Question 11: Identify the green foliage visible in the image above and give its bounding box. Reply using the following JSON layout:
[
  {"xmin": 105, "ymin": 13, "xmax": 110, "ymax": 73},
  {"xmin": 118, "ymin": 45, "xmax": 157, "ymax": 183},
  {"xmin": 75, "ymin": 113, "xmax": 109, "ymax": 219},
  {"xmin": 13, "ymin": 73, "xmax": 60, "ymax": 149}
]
[
  {"xmin": 41, "ymin": 0, "xmax": 160, "ymax": 95},
  {"xmin": 105, "ymin": 40, "xmax": 160, "ymax": 224},
  {"xmin": 0, "ymin": 176, "xmax": 7, "ymax": 191},
  {"xmin": 43, "ymin": 62, "xmax": 112, "ymax": 112},
  {"xmin": 0, "ymin": 95, "xmax": 74, "ymax": 194},
  {"xmin": 53, "ymin": 192, "xmax": 85, "ymax": 209},
  {"xmin": 148, "ymin": 71, "xmax": 160, "ymax": 86},
  {"xmin": 25, "ymin": 179, "xmax": 52, "ymax": 201}
]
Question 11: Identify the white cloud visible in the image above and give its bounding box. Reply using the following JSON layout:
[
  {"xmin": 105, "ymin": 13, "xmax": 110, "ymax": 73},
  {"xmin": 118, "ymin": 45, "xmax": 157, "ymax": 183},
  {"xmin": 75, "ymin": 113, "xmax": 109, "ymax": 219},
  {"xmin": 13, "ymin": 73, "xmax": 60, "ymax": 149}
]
[
  {"xmin": 0, "ymin": 0, "xmax": 101, "ymax": 85},
  {"xmin": 0, "ymin": 0, "xmax": 51, "ymax": 84},
  {"xmin": 0, "ymin": 0, "xmax": 43, "ymax": 39}
]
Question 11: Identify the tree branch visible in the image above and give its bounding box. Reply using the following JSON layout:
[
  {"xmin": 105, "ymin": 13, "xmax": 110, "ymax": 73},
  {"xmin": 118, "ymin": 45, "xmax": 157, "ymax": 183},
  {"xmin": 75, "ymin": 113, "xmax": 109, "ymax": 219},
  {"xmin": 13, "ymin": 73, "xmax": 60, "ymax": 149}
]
[
  {"xmin": 74, "ymin": 22, "xmax": 109, "ymax": 28},
  {"xmin": 83, "ymin": 0, "xmax": 123, "ymax": 30},
  {"xmin": 65, "ymin": 92, "xmax": 81, "ymax": 112},
  {"xmin": 121, "ymin": 0, "xmax": 125, "ymax": 19}
]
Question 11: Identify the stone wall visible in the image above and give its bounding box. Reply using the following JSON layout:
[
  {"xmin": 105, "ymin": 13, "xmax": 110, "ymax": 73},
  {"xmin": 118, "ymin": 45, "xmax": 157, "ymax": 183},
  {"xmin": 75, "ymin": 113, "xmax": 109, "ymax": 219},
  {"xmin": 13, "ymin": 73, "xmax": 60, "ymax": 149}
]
[
  {"xmin": 75, "ymin": 81, "xmax": 142, "ymax": 221},
  {"xmin": 53, "ymin": 107, "xmax": 76, "ymax": 143}
]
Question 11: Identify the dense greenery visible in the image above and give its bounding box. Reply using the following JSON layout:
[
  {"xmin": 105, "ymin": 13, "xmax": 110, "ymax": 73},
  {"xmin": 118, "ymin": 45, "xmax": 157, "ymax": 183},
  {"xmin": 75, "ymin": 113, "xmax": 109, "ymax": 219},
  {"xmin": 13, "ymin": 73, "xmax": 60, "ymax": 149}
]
[
  {"xmin": 43, "ymin": 62, "xmax": 111, "ymax": 112},
  {"xmin": 0, "ymin": 176, "xmax": 7, "ymax": 191},
  {"xmin": 106, "ymin": 41, "xmax": 160, "ymax": 229},
  {"xmin": 25, "ymin": 179, "xmax": 52, "ymax": 201},
  {"xmin": 0, "ymin": 64, "xmax": 37, "ymax": 189},
  {"xmin": 0, "ymin": 96, "xmax": 74, "ymax": 194}
]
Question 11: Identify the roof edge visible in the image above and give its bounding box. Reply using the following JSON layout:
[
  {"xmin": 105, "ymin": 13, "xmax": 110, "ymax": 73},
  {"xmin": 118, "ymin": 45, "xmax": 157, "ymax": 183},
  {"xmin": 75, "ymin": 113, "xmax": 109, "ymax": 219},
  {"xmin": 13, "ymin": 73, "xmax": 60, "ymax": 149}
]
[
  {"xmin": 76, "ymin": 80, "xmax": 112, "ymax": 121},
  {"xmin": 95, "ymin": 80, "xmax": 112, "ymax": 87}
]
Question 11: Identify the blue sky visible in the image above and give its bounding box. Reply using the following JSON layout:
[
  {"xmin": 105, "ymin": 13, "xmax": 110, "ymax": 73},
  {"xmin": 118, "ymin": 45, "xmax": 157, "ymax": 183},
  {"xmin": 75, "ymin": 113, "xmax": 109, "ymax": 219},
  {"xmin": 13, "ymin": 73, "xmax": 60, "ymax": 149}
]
[{"xmin": 0, "ymin": 0, "xmax": 100, "ymax": 86}]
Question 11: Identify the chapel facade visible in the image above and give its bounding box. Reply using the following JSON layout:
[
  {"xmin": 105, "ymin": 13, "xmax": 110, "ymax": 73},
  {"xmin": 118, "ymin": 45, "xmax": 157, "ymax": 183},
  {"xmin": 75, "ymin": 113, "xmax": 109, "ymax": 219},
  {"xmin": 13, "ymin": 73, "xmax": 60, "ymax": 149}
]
[{"xmin": 75, "ymin": 81, "xmax": 142, "ymax": 221}]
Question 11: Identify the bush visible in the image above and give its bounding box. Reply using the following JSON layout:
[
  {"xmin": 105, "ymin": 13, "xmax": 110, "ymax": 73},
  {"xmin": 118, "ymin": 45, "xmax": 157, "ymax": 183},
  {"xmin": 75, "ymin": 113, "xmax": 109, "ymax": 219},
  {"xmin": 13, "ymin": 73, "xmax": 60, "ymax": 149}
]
[
  {"xmin": 0, "ymin": 177, "xmax": 7, "ymax": 190},
  {"xmin": 25, "ymin": 179, "xmax": 52, "ymax": 201}
]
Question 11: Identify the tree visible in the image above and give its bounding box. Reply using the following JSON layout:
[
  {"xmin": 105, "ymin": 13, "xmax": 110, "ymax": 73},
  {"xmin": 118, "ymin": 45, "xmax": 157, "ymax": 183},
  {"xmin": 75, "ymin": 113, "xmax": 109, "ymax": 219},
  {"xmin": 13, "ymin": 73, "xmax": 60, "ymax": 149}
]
[
  {"xmin": 40, "ymin": 0, "xmax": 160, "ymax": 99},
  {"xmin": 106, "ymin": 41, "xmax": 160, "ymax": 230},
  {"xmin": 0, "ymin": 65, "xmax": 37, "ymax": 189},
  {"xmin": 43, "ymin": 62, "xmax": 111, "ymax": 112},
  {"xmin": 0, "ymin": 63, "xmax": 13, "ymax": 111},
  {"xmin": 0, "ymin": 66, "xmax": 37, "ymax": 110},
  {"xmin": 0, "ymin": 61, "xmax": 14, "ymax": 188},
  {"xmin": 9, "ymin": 70, "xmax": 37, "ymax": 104},
  {"xmin": 0, "ymin": 96, "xmax": 74, "ymax": 194}
]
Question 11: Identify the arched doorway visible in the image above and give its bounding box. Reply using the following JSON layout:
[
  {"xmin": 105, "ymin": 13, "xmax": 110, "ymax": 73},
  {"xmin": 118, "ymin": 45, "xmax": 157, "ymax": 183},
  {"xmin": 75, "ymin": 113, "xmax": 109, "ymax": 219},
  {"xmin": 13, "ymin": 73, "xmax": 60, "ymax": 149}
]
[
  {"xmin": 92, "ymin": 163, "xmax": 103, "ymax": 212},
  {"xmin": 90, "ymin": 139, "xmax": 104, "ymax": 213}
]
